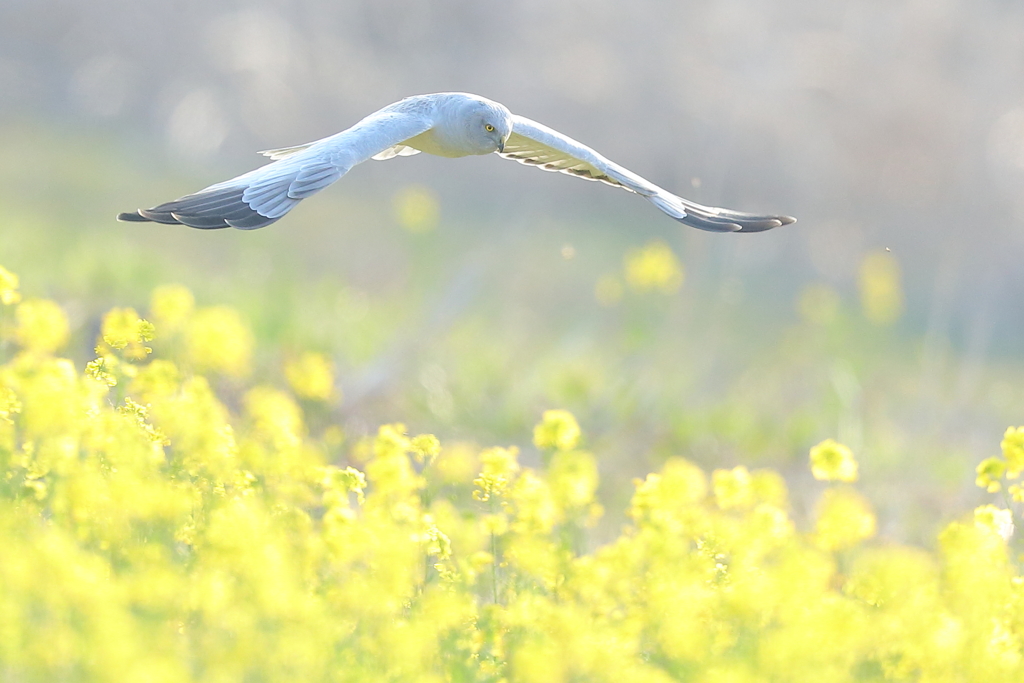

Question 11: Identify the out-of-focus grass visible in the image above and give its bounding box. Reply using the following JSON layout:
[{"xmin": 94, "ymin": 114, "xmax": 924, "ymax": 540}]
[{"xmin": 2, "ymin": 122, "xmax": 1022, "ymax": 545}]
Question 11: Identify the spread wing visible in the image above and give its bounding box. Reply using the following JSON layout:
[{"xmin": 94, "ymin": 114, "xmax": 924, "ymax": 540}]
[
  {"xmin": 118, "ymin": 109, "xmax": 434, "ymax": 230},
  {"xmin": 500, "ymin": 115, "xmax": 794, "ymax": 233}
]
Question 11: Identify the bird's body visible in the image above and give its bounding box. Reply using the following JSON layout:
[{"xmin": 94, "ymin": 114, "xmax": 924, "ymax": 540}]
[{"xmin": 119, "ymin": 92, "xmax": 794, "ymax": 233}]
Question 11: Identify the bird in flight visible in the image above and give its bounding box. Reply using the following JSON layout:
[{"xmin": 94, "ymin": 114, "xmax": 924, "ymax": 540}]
[{"xmin": 118, "ymin": 93, "xmax": 794, "ymax": 233}]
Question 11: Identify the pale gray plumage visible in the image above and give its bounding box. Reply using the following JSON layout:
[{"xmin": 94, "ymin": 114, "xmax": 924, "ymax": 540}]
[{"xmin": 118, "ymin": 92, "xmax": 795, "ymax": 233}]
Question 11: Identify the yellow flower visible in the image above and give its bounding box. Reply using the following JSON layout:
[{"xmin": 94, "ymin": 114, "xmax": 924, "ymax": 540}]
[
  {"xmin": 469, "ymin": 550, "xmax": 495, "ymax": 573},
  {"xmin": 100, "ymin": 308, "xmax": 154, "ymax": 359},
  {"xmin": 859, "ymin": 250, "xmax": 904, "ymax": 325},
  {"xmin": 410, "ymin": 434, "xmax": 441, "ymax": 464},
  {"xmin": 974, "ymin": 504, "xmax": 1014, "ymax": 541},
  {"xmin": 815, "ymin": 488, "xmax": 876, "ymax": 551},
  {"xmin": 322, "ymin": 464, "xmax": 366, "ymax": 513},
  {"xmin": 118, "ymin": 397, "xmax": 168, "ymax": 444},
  {"xmin": 1001, "ymin": 426, "xmax": 1024, "ymax": 476},
  {"xmin": 624, "ymin": 240, "xmax": 684, "ymax": 293},
  {"xmin": 129, "ymin": 359, "xmax": 181, "ymax": 399},
  {"xmin": 751, "ymin": 469, "xmax": 789, "ymax": 507},
  {"xmin": 424, "ymin": 522, "xmax": 452, "ymax": 560},
  {"xmin": 85, "ymin": 355, "xmax": 119, "ymax": 387},
  {"xmin": 328, "ymin": 466, "xmax": 366, "ymax": 503},
  {"xmin": 0, "ymin": 385, "xmax": 21, "ymax": 423},
  {"xmin": 185, "ymin": 306, "xmax": 254, "ymax": 376},
  {"xmin": 1009, "ymin": 483, "xmax": 1024, "ymax": 504},
  {"xmin": 474, "ymin": 446, "xmax": 520, "ymax": 501},
  {"xmin": 548, "ymin": 449, "xmax": 599, "ymax": 511},
  {"xmin": 809, "ymin": 439, "xmax": 859, "ymax": 482},
  {"xmin": 374, "ymin": 423, "xmax": 412, "ymax": 459},
  {"xmin": 630, "ymin": 457, "xmax": 708, "ymax": 524},
  {"xmin": 713, "ymin": 466, "xmax": 755, "ymax": 510},
  {"xmin": 976, "ymin": 456, "xmax": 1007, "ymax": 493},
  {"xmin": 150, "ymin": 284, "xmax": 195, "ymax": 331},
  {"xmin": 245, "ymin": 386, "xmax": 304, "ymax": 450},
  {"xmin": 510, "ymin": 471, "xmax": 559, "ymax": 534},
  {"xmin": 14, "ymin": 357, "xmax": 81, "ymax": 436},
  {"xmin": 14, "ymin": 298, "xmax": 69, "ymax": 353},
  {"xmin": 433, "ymin": 442, "xmax": 477, "ymax": 484},
  {"xmin": 393, "ymin": 185, "xmax": 440, "ymax": 233},
  {"xmin": 533, "ymin": 409, "xmax": 581, "ymax": 451},
  {"xmin": 284, "ymin": 352, "xmax": 337, "ymax": 402},
  {"xmin": 0, "ymin": 265, "xmax": 21, "ymax": 305}
]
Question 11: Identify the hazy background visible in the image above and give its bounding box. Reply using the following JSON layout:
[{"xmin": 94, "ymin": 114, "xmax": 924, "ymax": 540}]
[{"xmin": 2, "ymin": 0, "xmax": 1023, "ymax": 543}]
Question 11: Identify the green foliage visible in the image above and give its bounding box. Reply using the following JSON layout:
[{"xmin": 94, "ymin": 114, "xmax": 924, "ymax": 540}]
[{"xmin": 1, "ymin": 265, "xmax": 1023, "ymax": 682}]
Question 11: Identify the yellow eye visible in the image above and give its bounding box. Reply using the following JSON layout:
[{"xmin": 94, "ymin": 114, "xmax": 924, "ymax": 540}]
[{"xmin": 485, "ymin": 124, "xmax": 495, "ymax": 132}]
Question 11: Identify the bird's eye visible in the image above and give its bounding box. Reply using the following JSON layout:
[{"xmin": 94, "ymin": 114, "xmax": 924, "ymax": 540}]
[{"xmin": 485, "ymin": 124, "xmax": 495, "ymax": 132}]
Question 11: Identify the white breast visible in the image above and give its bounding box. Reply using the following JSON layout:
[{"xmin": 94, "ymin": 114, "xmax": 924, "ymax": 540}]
[{"xmin": 402, "ymin": 128, "xmax": 476, "ymax": 158}]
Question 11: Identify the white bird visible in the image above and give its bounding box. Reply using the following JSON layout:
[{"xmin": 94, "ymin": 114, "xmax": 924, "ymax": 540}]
[{"xmin": 118, "ymin": 92, "xmax": 794, "ymax": 233}]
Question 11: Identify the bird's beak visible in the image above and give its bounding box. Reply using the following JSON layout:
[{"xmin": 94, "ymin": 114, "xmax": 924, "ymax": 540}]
[{"xmin": 497, "ymin": 138, "xmax": 506, "ymax": 154}]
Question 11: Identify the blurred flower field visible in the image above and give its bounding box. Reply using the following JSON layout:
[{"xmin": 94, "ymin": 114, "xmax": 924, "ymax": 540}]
[{"xmin": 2, "ymin": 263, "xmax": 1024, "ymax": 682}]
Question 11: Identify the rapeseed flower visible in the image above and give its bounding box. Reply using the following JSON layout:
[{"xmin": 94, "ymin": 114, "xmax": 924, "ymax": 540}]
[
  {"xmin": 547, "ymin": 449, "xmax": 599, "ymax": 512},
  {"xmin": 0, "ymin": 265, "xmax": 20, "ymax": 305},
  {"xmin": 185, "ymin": 306, "xmax": 254, "ymax": 376},
  {"xmin": 713, "ymin": 465, "xmax": 755, "ymax": 509},
  {"xmin": 0, "ymin": 385, "xmax": 20, "ymax": 422},
  {"xmin": 149, "ymin": 283, "xmax": 194, "ymax": 330},
  {"xmin": 1002, "ymin": 426, "xmax": 1024, "ymax": 475},
  {"xmin": 859, "ymin": 250, "xmax": 904, "ymax": 325},
  {"xmin": 411, "ymin": 433, "xmax": 441, "ymax": 464},
  {"xmin": 432, "ymin": 442, "xmax": 477, "ymax": 484},
  {"xmin": 474, "ymin": 446, "xmax": 520, "ymax": 501},
  {"xmin": 129, "ymin": 359, "xmax": 181, "ymax": 400},
  {"xmin": 284, "ymin": 351, "xmax": 337, "ymax": 402},
  {"xmin": 624, "ymin": 240, "xmax": 684, "ymax": 293},
  {"xmin": 99, "ymin": 307, "xmax": 154, "ymax": 360},
  {"xmin": 815, "ymin": 488, "xmax": 876, "ymax": 551},
  {"xmin": 393, "ymin": 184, "xmax": 440, "ymax": 233},
  {"xmin": 810, "ymin": 438, "xmax": 859, "ymax": 482},
  {"xmin": 533, "ymin": 409, "xmax": 581, "ymax": 451},
  {"xmin": 85, "ymin": 355, "xmax": 118, "ymax": 387},
  {"xmin": 977, "ymin": 456, "xmax": 1007, "ymax": 492},
  {"xmin": 975, "ymin": 504, "xmax": 1014, "ymax": 541},
  {"xmin": 14, "ymin": 298, "xmax": 69, "ymax": 353}
]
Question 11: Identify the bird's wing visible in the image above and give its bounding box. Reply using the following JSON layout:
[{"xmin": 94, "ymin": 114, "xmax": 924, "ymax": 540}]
[
  {"xmin": 119, "ymin": 108, "xmax": 434, "ymax": 230},
  {"xmin": 370, "ymin": 144, "xmax": 422, "ymax": 160},
  {"xmin": 499, "ymin": 115, "xmax": 794, "ymax": 233},
  {"xmin": 257, "ymin": 142, "xmax": 315, "ymax": 160}
]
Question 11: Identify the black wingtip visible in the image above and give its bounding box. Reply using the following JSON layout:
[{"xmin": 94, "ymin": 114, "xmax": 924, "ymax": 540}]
[{"xmin": 117, "ymin": 211, "xmax": 149, "ymax": 222}]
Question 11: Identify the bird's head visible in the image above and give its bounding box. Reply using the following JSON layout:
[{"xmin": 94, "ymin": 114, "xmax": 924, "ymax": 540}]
[{"xmin": 458, "ymin": 96, "xmax": 513, "ymax": 155}]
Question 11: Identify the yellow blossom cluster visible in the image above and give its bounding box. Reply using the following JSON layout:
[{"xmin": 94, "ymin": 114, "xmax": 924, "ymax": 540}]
[
  {"xmin": 859, "ymin": 250, "xmax": 905, "ymax": 325},
  {"xmin": 623, "ymin": 239, "xmax": 684, "ymax": 293},
  {"xmin": 810, "ymin": 437, "xmax": 859, "ymax": 482},
  {"xmin": 1, "ymin": 264, "xmax": 1023, "ymax": 682},
  {"xmin": 393, "ymin": 184, "xmax": 441, "ymax": 234},
  {"xmin": 0, "ymin": 265, "xmax": 21, "ymax": 305},
  {"xmin": 976, "ymin": 426, "xmax": 1024, "ymax": 500},
  {"xmin": 593, "ymin": 240, "xmax": 686, "ymax": 305}
]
